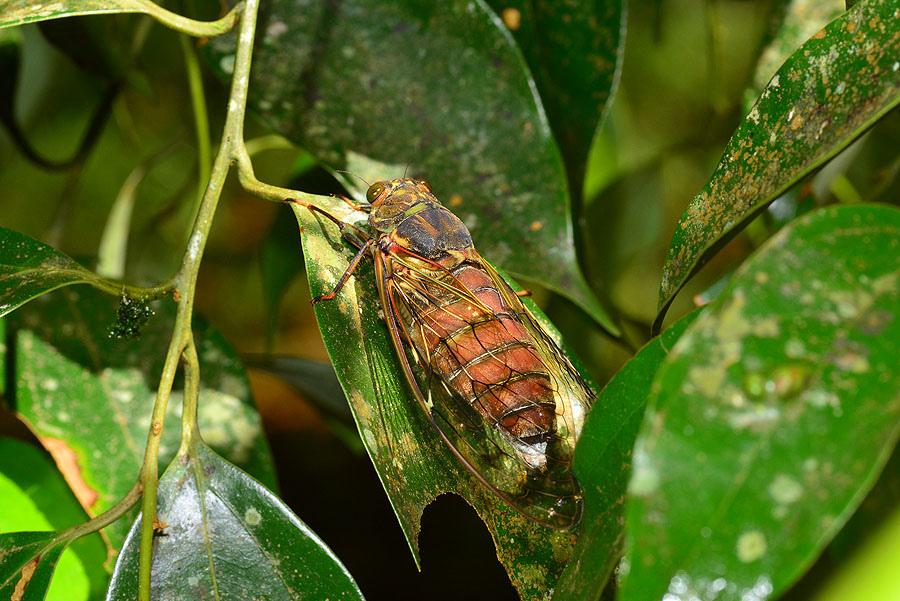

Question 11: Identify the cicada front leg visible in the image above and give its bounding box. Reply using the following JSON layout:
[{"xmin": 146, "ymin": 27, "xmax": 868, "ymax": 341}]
[
  {"xmin": 285, "ymin": 197, "xmax": 374, "ymax": 304},
  {"xmin": 311, "ymin": 238, "xmax": 375, "ymax": 303}
]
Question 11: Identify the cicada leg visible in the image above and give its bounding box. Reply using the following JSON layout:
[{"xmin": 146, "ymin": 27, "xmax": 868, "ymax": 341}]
[
  {"xmin": 285, "ymin": 197, "xmax": 375, "ymax": 304},
  {"xmin": 331, "ymin": 193, "xmax": 371, "ymax": 212},
  {"xmin": 312, "ymin": 238, "xmax": 374, "ymax": 303},
  {"xmin": 284, "ymin": 197, "xmax": 371, "ymax": 248}
]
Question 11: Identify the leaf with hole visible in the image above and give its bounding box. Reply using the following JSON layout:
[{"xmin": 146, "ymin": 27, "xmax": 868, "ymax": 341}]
[{"xmin": 291, "ymin": 193, "xmax": 597, "ymax": 601}]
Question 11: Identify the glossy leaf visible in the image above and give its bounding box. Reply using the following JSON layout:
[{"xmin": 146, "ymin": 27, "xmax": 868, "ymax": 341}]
[
  {"xmin": 656, "ymin": 0, "xmax": 900, "ymax": 329},
  {"xmin": 0, "ymin": 226, "xmax": 99, "ymax": 319},
  {"xmin": 107, "ymin": 441, "xmax": 364, "ymax": 600},
  {"xmin": 206, "ymin": 0, "xmax": 618, "ymax": 334},
  {"xmin": 0, "ymin": 532, "xmax": 66, "ymax": 601},
  {"xmin": 553, "ymin": 309, "xmax": 702, "ymax": 601},
  {"xmin": 0, "ymin": 438, "xmax": 109, "ymax": 601},
  {"xmin": 484, "ymin": 0, "xmax": 626, "ymax": 192},
  {"xmin": 8, "ymin": 287, "xmax": 276, "ymax": 550},
  {"xmin": 292, "ymin": 196, "xmax": 595, "ymax": 601},
  {"xmin": 624, "ymin": 204, "xmax": 900, "ymax": 601}
]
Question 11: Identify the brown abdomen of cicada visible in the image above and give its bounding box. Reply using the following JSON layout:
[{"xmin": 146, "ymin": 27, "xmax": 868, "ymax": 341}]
[{"xmin": 407, "ymin": 263, "xmax": 557, "ymax": 465}]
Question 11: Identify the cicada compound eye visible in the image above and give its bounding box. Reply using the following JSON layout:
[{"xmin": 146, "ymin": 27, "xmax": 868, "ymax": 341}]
[
  {"xmin": 414, "ymin": 178, "xmax": 432, "ymax": 192},
  {"xmin": 366, "ymin": 182, "xmax": 386, "ymax": 204}
]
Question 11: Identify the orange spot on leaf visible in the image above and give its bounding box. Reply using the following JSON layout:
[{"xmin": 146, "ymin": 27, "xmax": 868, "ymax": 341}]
[
  {"xmin": 501, "ymin": 7, "xmax": 521, "ymax": 31},
  {"xmin": 42, "ymin": 437, "xmax": 99, "ymax": 510},
  {"xmin": 12, "ymin": 556, "xmax": 40, "ymax": 601}
]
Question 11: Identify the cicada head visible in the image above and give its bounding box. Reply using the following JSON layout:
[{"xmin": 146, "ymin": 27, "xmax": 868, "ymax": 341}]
[{"xmin": 366, "ymin": 178, "xmax": 438, "ymax": 234}]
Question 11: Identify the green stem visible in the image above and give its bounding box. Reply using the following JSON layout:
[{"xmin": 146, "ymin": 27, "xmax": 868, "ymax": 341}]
[
  {"xmin": 180, "ymin": 34, "xmax": 211, "ymax": 209},
  {"xmin": 88, "ymin": 275, "xmax": 176, "ymax": 301},
  {"xmin": 236, "ymin": 145, "xmax": 314, "ymax": 203},
  {"xmin": 136, "ymin": 0, "xmax": 262, "ymax": 598},
  {"xmin": 55, "ymin": 481, "xmax": 144, "ymax": 545},
  {"xmin": 180, "ymin": 337, "xmax": 201, "ymax": 447},
  {"xmin": 133, "ymin": 0, "xmax": 243, "ymax": 38}
]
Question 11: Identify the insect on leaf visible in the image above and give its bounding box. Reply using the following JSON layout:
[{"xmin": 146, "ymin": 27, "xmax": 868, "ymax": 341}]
[{"xmin": 291, "ymin": 181, "xmax": 598, "ymax": 601}]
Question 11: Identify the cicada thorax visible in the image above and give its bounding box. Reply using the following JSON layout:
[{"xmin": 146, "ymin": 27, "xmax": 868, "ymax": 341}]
[{"xmin": 371, "ymin": 180, "xmax": 560, "ymax": 472}]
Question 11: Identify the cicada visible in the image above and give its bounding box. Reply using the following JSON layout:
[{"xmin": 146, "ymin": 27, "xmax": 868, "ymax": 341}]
[{"xmin": 291, "ymin": 177, "xmax": 594, "ymax": 529}]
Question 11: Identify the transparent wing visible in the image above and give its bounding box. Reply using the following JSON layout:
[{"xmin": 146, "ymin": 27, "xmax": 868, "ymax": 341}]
[{"xmin": 375, "ymin": 248, "xmax": 593, "ymax": 530}]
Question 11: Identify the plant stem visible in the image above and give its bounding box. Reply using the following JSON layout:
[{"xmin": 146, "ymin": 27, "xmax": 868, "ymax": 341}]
[
  {"xmin": 180, "ymin": 337, "xmax": 201, "ymax": 447},
  {"xmin": 180, "ymin": 34, "xmax": 211, "ymax": 210},
  {"xmin": 55, "ymin": 481, "xmax": 144, "ymax": 545},
  {"xmin": 88, "ymin": 274, "xmax": 176, "ymax": 301},
  {"xmin": 134, "ymin": 0, "xmax": 244, "ymax": 37},
  {"xmin": 236, "ymin": 146, "xmax": 322, "ymax": 204},
  {"xmin": 136, "ymin": 0, "xmax": 262, "ymax": 598}
]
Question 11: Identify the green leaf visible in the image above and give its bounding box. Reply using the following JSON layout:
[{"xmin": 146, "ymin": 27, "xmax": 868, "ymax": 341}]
[
  {"xmin": 484, "ymin": 0, "xmax": 626, "ymax": 194},
  {"xmin": 743, "ymin": 0, "xmax": 846, "ymax": 110},
  {"xmin": 0, "ymin": 532, "xmax": 66, "ymax": 601},
  {"xmin": 291, "ymin": 196, "xmax": 593, "ymax": 601},
  {"xmin": 553, "ymin": 309, "xmax": 702, "ymax": 601},
  {"xmin": 106, "ymin": 441, "xmax": 364, "ymax": 600},
  {"xmin": 206, "ymin": 0, "xmax": 619, "ymax": 334},
  {"xmin": 624, "ymin": 204, "xmax": 900, "ymax": 601},
  {"xmin": 0, "ymin": 0, "xmax": 238, "ymax": 36},
  {"xmin": 656, "ymin": 0, "xmax": 900, "ymax": 329},
  {"xmin": 8, "ymin": 287, "xmax": 276, "ymax": 550},
  {"xmin": 0, "ymin": 438, "xmax": 109, "ymax": 601},
  {"xmin": 0, "ymin": 226, "xmax": 100, "ymax": 319}
]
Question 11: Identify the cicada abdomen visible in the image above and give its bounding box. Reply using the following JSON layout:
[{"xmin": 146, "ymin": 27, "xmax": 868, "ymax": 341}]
[
  {"xmin": 293, "ymin": 177, "xmax": 594, "ymax": 529},
  {"xmin": 389, "ymin": 225, "xmax": 559, "ymax": 470}
]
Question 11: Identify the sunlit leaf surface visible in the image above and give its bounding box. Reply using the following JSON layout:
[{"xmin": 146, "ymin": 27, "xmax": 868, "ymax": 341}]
[{"xmin": 0, "ymin": 438, "xmax": 108, "ymax": 600}]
